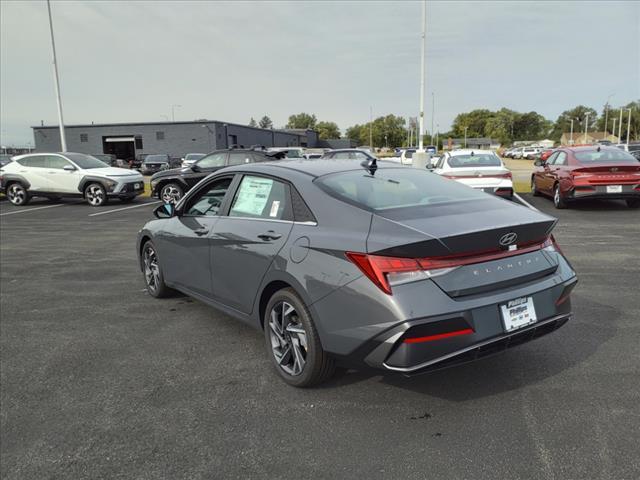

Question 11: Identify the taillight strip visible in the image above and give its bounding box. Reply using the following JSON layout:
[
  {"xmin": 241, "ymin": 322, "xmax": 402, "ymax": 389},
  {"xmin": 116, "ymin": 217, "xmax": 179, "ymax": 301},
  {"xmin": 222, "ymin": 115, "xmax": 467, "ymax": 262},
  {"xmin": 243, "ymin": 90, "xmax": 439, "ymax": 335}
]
[{"xmin": 403, "ymin": 328, "xmax": 474, "ymax": 344}]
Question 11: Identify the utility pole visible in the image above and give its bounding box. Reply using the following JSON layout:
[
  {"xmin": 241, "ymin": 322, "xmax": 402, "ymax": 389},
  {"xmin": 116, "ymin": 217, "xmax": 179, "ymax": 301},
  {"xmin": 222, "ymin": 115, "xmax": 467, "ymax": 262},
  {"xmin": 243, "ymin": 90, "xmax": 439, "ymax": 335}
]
[
  {"xmin": 369, "ymin": 106, "xmax": 373, "ymax": 147},
  {"xmin": 570, "ymin": 119, "xmax": 574, "ymax": 145},
  {"xmin": 418, "ymin": 0, "xmax": 426, "ymax": 151},
  {"xmin": 46, "ymin": 0, "xmax": 67, "ymax": 152},
  {"xmin": 627, "ymin": 108, "xmax": 632, "ymax": 145},
  {"xmin": 584, "ymin": 112, "xmax": 589, "ymax": 144},
  {"xmin": 431, "ymin": 92, "xmax": 434, "ymax": 146},
  {"xmin": 618, "ymin": 108, "xmax": 623, "ymax": 140}
]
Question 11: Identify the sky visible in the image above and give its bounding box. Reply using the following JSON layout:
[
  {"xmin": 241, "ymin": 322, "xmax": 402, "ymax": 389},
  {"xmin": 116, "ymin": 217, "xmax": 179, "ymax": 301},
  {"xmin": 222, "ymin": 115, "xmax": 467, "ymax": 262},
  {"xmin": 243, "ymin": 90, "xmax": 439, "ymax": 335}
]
[{"xmin": 1, "ymin": 0, "xmax": 639, "ymax": 146}]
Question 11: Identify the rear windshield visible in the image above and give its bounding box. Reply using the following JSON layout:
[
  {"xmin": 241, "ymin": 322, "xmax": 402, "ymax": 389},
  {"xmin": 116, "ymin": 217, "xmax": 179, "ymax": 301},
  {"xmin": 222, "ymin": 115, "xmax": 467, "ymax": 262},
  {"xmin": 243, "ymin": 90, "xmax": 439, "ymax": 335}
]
[
  {"xmin": 145, "ymin": 154, "xmax": 169, "ymax": 163},
  {"xmin": 404, "ymin": 150, "xmax": 415, "ymax": 159},
  {"xmin": 448, "ymin": 154, "xmax": 501, "ymax": 168},
  {"xmin": 316, "ymin": 168, "xmax": 488, "ymax": 211},
  {"xmin": 575, "ymin": 150, "xmax": 638, "ymax": 163},
  {"xmin": 65, "ymin": 153, "xmax": 108, "ymax": 169}
]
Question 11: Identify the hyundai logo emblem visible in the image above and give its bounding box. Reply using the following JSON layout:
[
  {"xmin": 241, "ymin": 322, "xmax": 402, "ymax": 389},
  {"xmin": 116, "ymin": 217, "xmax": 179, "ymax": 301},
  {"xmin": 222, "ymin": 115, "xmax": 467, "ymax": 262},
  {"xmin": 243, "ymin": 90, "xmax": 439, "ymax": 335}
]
[{"xmin": 499, "ymin": 232, "xmax": 518, "ymax": 246}]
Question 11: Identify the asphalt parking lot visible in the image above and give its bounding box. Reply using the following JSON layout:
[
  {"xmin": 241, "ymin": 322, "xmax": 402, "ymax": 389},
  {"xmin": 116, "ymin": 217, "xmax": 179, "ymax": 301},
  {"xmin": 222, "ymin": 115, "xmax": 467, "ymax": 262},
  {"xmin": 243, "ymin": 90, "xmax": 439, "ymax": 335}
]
[{"xmin": 1, "ymin": 195, "xmax": 639, "ymax": 480}]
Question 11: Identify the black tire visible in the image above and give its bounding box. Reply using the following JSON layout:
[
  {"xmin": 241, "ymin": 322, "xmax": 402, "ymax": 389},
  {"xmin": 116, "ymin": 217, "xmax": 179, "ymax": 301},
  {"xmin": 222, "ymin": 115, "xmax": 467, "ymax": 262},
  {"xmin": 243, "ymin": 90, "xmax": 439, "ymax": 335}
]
[
  {"xmin": 119, "ymin": 196, "xmax": 136, "ymax": 203},
  {"xmin": 626, "ymin": 199, "xmax": 640, "ymax": 209},
  {"xmin": 6, "ymin": 182, "xmax": 30, "ymax": 206},
  {"xmin": 553, "ymin": 183, "xmax": 567, "ymax": 209},
  {"xmin": 264, "ymin": 288, "xmax": 335, "ymax": 387},
  {"xmin": 84, "ymin": 182, "xmax": 108, "ymax": 207},
  {"xmin": 141, "ymin": 240, "xmax": 174, "ymax": 298},
  {"xmin": 531, "ymin": 176, "xmax": 540, "ymax": 196},
  {"xmin": 160, "ymin": 183, "xmax": 184, "ymax": 204}
]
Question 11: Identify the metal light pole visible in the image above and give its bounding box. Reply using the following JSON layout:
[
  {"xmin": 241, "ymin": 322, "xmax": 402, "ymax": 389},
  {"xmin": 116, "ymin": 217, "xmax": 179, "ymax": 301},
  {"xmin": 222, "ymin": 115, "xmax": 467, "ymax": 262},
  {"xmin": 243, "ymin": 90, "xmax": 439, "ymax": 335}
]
[
  {"xmin": 584, "ymin": 112, "xmax": 589, "ymax": 144},
  {"xmin": 627, "ymin": 108, "xmax": 632, "ymax": 145},
  {"xmin": 418, "ymin": 0, "xmax": 426, "ymax": 151},
  {"xmin": 612, "ymin": 118, "xmax": 617, "ymax": 141},
  {"xmin": 431, "ymin": 92, "xmax": 435, "ymax": 145},
  {"xmin": 369, "ymin": 106, "xmax": 373, "ymax": 147},
  {"xmin": 46, "ymin": 0, "xmax": 67, "ymax": 152},
  {"xmin": 604, "ymin": 94, "xmax": 613, "ymax": 135},
  {"xmin": 171, "ymin": 104, "xmax": 182, "ymax": 122},
  {"xmin": 464, "ymin": 126, "xmax": 468, "ymax": 148},
  {"xmin": 570, "ymin": 119, "xmax": 574, "ymax": 145},
  {"xmin": 618, "ymin": 108, "xmax": 623, "ymax": 140}
]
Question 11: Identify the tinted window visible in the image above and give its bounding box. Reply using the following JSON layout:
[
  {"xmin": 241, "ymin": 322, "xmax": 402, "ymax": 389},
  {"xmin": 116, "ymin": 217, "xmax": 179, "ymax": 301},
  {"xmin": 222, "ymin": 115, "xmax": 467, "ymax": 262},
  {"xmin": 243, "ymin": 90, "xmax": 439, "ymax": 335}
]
[
  {"xmin": 229, "ymin": 175, "xmax": 290, "ymax": 220},
  {"xmin": 46, "ymin": 155, "xmax": 73, "ymax": 169},
  {"xmin": 184, "ymin": 177, "xmax": 232, "ymax": 216},
  {"xmin": 65, "ymin": 153, "xmax": 108, "ymax": 169},
  {"xmin": 317, "ymin": 168, "xmax": 488, "ymax": 211},
  {"xmin": 144, "ymin": 154, "xmax": 169, "ymax": 163},
  {"xmin": 575, "ymin": 149, "xmax": 638, "ymax": 164},
  {"xmin": 18, "ymin": 156, "xmax": 46, "ymax": 168},
  {"xmin": 197, "ymin": 152, "xmax": 226, "ymax": 168},
  {"xmin": 228, "ymin": 152, "xmax": 253, "ymax": 166},
  {"xmin": 447, "ymin": 154, "xmax": 501, "ymax": 168}
]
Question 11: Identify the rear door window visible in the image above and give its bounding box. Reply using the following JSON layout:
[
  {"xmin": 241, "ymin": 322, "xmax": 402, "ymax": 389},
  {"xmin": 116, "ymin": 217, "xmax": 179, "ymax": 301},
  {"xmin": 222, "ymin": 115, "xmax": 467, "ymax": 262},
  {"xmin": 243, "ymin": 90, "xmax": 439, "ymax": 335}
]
[
  {"xmin": 229, "ymin": 175, "xmax": 292, "ymax": 221},
  {"xmin": 17, "ymin": 156, "xmax": 46, "ymax": 168}
]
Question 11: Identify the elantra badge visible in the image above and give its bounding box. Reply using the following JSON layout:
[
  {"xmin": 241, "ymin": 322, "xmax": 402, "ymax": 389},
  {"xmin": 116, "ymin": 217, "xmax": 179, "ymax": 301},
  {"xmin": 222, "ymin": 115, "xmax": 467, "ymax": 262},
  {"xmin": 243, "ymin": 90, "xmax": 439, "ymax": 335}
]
[{"xmin": 499, "ymin": 232, "xmax": 518, "ymax": 247}]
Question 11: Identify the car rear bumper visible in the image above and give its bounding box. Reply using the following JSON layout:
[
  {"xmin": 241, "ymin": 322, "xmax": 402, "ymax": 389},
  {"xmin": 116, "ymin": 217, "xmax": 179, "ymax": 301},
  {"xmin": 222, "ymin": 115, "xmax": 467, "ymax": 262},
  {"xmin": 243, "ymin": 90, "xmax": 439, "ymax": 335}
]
[{"xmin": 569, "ymin": 184, "xmax": 640, "ymax": 200}]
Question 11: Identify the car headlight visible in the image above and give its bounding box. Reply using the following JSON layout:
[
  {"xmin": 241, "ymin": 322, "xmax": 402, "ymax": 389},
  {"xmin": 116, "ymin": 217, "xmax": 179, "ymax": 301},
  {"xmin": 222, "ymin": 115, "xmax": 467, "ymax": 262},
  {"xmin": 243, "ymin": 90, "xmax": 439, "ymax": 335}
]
[{"xmin": 104, "ymin": 179, "xmax": 118, "ymax": 191}]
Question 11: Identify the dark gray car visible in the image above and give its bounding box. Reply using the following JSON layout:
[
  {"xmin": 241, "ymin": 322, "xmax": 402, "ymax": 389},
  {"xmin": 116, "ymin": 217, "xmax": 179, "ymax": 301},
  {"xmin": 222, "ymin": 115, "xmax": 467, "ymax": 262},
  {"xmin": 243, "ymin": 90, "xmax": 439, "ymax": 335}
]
[{"xmin": 137, "ymin": 159, "xmax": 577, "ymax": 387}]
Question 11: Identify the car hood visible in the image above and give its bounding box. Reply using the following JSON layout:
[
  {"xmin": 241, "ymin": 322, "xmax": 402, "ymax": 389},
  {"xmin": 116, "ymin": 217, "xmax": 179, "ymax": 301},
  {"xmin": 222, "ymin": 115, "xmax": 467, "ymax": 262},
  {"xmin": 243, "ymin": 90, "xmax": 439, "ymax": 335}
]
[
  {"xmin": 87, "ymin": 167, "xmax": 142, "ymax": 178},
  {"xmin": 150, "ymin": 167, "xmax": 192, "ymax": 180}
]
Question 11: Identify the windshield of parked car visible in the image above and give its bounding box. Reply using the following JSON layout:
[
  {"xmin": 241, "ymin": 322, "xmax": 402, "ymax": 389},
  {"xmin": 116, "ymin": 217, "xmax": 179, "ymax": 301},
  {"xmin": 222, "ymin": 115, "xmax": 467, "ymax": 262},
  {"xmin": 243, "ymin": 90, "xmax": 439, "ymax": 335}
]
[
  {"xmin": 316, "ymin": 168, "xmax": 488, "ymax": 211},
  {"xmin": 145, "ymin": 154, "xmax": 170, "ymax": 163},
  {"xmin": 65, "ymin": 153, "xmax": 109, "ymax": 169},
  {"xmin": 575, "ymin": 150, "xmax": 638, "ymax": 163},
  {"xmin": 285, "ymin": 150, "xmax": 303, "ymax": 158},
  {"xmin": 447, "ymin": 154, "xmax": 501, "ymax": 168}
]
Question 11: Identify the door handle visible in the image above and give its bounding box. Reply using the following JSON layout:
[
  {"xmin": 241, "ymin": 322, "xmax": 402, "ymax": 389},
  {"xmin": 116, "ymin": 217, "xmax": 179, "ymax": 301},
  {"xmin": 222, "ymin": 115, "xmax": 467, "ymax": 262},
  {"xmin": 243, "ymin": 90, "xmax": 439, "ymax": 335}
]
[
  {"xmin": 258, "ymin": 231, "xmax": 282, "ymax": 241},
  {"xmin": 194, "ymin": 228, "xmax": 209, "ymax": 236}
]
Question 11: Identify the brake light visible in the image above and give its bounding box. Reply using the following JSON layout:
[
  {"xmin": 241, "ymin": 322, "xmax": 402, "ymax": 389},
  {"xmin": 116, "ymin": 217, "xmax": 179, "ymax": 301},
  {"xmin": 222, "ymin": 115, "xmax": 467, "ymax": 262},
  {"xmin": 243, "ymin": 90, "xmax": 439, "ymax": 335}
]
[{"xmin": 346, "ymin": 237, "xmax": 553, "ymax": 294}]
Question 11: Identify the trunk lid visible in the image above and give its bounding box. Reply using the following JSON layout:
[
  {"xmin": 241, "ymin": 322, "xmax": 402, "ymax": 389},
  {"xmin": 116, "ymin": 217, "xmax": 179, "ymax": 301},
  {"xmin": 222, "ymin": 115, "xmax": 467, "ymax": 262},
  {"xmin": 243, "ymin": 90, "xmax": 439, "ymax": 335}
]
[{"xmin": 573, "ymin": 164, "xmax": 640, "ymax": 184}]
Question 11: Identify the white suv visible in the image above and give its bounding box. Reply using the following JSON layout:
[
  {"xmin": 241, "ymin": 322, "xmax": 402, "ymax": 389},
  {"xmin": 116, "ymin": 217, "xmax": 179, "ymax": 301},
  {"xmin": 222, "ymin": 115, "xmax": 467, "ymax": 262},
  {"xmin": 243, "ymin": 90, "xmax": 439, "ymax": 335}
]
[{"xmin": 0, "ymin": 152, "xmax": 144, "ymax": 206}]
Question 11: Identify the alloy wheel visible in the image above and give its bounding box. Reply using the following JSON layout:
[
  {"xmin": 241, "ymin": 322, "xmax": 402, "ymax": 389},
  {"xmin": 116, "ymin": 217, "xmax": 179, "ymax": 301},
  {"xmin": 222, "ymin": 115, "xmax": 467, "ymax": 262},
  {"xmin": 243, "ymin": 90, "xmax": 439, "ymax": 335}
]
[
  {"xmin": 143, "ymin": 245, "xmax": 160, "ymax": 294},
  {"xmin": 7, "ymin": 184, "xmax": 26, "ymax": 205},
  {"xmin": 554, "ymin": 186, "xmax": 560, "ymax": 206},
  {"xmin": 86, "ymin": 185, "xmax": 105, "ymax": 206},
  {"xmin": 268, "ymin": 301, "xmax": 308, "ymax": 376},
  {"xmin": 161, "ymin": 185, "xmax": 182, "ymax": 204}
]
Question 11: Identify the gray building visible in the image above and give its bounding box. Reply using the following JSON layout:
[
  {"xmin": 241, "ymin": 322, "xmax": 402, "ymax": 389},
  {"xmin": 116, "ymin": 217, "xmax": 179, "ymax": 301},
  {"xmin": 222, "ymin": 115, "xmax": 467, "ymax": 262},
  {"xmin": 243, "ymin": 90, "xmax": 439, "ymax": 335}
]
[{"xmin": 32, "ymin": 121, "xmax": 319, "ymax": 162}]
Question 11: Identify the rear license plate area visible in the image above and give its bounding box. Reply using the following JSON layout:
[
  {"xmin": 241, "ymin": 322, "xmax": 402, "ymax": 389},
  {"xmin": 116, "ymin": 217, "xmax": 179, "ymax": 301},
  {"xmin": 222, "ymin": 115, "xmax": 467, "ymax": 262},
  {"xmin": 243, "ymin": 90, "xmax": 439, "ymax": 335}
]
[
  {"xmin": 500, "ymin": 296, "xmax": 537, "ymax": 332},
  {"xmin": 607, "ymin": 185, "xmax": 622, "ymax": 193}
]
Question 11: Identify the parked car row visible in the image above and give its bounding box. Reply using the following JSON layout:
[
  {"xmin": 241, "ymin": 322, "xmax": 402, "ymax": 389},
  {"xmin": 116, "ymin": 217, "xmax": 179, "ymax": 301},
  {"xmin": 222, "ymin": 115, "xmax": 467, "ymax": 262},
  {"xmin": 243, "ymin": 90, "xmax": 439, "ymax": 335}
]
[{"xmin": 503, "ymin": 146, "xmax": 544, "ymax": 159}]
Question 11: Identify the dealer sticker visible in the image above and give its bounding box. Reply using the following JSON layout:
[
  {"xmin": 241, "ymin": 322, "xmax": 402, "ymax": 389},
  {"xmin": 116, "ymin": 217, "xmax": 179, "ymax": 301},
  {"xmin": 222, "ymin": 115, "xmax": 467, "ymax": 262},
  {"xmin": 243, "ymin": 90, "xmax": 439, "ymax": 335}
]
[{"xmin": 500, "ymin": 296, "xmax": 537, "ymax": 332}]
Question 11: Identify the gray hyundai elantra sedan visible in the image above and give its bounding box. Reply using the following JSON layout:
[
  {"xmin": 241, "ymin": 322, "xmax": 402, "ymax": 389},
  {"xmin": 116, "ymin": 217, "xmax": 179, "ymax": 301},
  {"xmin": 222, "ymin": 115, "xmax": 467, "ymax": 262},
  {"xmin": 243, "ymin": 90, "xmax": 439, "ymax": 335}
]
[{"xmin": 137, "ymin": 158, "xmax": 577, "ymax": 387}]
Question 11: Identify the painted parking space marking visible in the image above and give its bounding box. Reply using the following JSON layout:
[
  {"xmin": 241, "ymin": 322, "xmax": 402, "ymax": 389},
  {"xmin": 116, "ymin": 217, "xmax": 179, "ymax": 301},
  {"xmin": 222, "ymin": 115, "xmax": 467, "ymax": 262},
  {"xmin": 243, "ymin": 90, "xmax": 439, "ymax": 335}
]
[
  {"xmin": 0, "ymin": 203, "xmax": 76, "ymax": 217},
  {"xmin": 88, "ymin": 201, "xmax": 161, "ymax": 217}
]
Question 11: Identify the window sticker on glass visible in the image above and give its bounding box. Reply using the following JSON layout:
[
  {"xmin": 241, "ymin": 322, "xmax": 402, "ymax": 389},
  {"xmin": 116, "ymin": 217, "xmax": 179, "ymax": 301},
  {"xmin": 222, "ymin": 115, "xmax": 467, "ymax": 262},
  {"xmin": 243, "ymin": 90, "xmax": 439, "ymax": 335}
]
[
  {"xmin": 269, "ymin": 200, "xmax": 280, "ymax": 217},
  {"xmin": 231, "ymin": 177, "xmax": 273, "ymax": 216}
]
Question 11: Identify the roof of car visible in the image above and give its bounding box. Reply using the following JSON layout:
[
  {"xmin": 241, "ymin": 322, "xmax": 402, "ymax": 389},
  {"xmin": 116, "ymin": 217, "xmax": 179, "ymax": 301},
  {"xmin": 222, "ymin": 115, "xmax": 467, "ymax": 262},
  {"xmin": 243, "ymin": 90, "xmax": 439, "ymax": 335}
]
[
  {"xmin": 560, "ymin": 145, "xmax": 621, "ymax": 152},
  {"xmin": 231, "ymin": 158, "xmax": 402, "ymax": 178}
]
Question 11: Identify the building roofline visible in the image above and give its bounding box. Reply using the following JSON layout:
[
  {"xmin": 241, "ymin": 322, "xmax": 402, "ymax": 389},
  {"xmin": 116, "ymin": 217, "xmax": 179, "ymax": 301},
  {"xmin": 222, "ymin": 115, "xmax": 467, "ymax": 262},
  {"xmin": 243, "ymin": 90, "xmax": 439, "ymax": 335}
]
[{"xmin": 31, "ymin": 120, "xmax": 316, "ymax": 136}]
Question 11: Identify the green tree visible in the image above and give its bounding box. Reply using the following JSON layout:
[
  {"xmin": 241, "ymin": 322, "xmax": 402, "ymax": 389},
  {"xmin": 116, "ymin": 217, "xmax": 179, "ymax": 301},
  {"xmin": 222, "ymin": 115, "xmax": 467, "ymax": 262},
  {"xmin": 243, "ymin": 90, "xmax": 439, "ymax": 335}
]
[
  {"xmin": 451, "ymin": 109, "xmax": 495, "ymax": 138},
  {"xmin": 248, "ymin": 117, "xmax": 257, "ymax": 127},
  {"xmin": 346, "ymin": 115, "xmax": 406, "ymax": 147},
  {"xmin": 551, "ymin": 106, "xmax": 597, "ymax": 142},
  {"xmin": 316, "ymin": 121, "xmax": 340, "ymax": 140},
  {"xmin": 258, "ymin": 115, "xmax": 273, "ymax": 129},
  {"xmin": 286, "ymin": 113, "xmax": 317, "ymax": 129},
  {"xmin": 346, "ymin": 124, "xmax": 365, "ymax": 142}
]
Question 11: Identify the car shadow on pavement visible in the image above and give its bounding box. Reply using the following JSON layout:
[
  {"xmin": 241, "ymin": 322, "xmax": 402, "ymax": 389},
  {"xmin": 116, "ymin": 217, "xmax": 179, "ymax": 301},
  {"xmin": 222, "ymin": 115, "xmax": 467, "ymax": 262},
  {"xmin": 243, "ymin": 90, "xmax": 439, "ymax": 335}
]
[{"xmin": 320, "ymin": 294, "xmax": 617, "ymax": 400}]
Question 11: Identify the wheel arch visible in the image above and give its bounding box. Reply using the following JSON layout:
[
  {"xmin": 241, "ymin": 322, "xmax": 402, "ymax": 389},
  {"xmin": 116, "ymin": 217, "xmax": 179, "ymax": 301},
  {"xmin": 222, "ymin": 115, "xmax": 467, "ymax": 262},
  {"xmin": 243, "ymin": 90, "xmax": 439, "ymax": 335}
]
[
  {"xmin": 78, "ymin": 175, "xmax": 110, "ymax": 195},
  {"xmin": 2, "ymin": 174, "xmax": 31, "ymax": 190},
  {"xmin": 255, "ymin": 273, "xmax": 315, "ymax": 331}
]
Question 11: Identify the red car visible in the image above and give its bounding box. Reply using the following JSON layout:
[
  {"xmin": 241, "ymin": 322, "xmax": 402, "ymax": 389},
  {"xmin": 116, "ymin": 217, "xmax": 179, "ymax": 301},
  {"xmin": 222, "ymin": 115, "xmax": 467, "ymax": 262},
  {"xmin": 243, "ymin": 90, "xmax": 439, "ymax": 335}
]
[{"xmin": 531, "ymin": 146, "xmax": 640, "ymax": 209}]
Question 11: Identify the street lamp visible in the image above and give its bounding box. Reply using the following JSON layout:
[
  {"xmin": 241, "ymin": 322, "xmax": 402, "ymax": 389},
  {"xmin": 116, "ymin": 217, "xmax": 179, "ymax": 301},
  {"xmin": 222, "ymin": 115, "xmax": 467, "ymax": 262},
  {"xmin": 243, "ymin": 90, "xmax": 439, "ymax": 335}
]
[
  {"xmin": 46, "ymin": 0, "xmax": 67, "ymax": 152},
  {"xmin": 626, "ymin": 108, "xmax": 632, "ymax": 145},
  {"xmin": 604, "ymin": 94, "xmax": 614, "ymax": 135},
  {"xmin": 464, "ymin": 126, "xmax": 468, "ymax": 148},
  {"xmin": 583, "ymin": 112, "xmax": 590, "ymax": 144},
  {"xmin": 171, "ymin": 104, "xmax": 182, "ymax": 122},
  {"xmin": 612, "ymin": 118, "xmax": 617, "ymax": 141},
  {"xmin": 569, "ymin": 119, "xmax": 574, "ymax": 145}
]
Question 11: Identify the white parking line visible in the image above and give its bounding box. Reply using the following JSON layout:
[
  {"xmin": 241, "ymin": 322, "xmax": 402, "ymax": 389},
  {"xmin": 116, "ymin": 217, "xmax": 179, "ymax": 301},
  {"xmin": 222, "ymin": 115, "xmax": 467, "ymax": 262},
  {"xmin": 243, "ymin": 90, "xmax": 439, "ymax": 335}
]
[
  {"xmin": 0, "ymin": 203, "xmax": 71, "ymax": 217},
  {"xmin": 88, "ymin": 201, "xmax": 161, "ymax": 217},
  {"xmin": 514, "ymin": 193, "xmax": 540, "ymax": 212}
]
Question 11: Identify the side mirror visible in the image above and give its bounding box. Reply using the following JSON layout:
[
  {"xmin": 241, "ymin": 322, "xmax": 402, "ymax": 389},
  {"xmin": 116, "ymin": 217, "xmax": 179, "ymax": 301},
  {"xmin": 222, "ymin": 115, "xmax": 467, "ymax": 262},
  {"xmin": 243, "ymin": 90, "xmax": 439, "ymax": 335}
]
[
  {"xmin": 63, "ymin": 165, "xmax": 76, "ymax": 171},
  {"xmin": 534, "ymin": 159, "xmax": 543, "ymax": 167},
  {"xmin": 153, "ymin": 203, "xmax": 175, "ymax": 219},
  {"xmin": 191, "ymin": 164, "xmax": 201, "ymax": 172}
]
